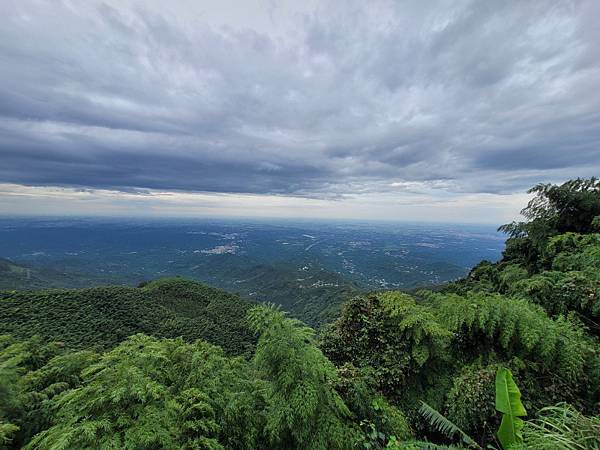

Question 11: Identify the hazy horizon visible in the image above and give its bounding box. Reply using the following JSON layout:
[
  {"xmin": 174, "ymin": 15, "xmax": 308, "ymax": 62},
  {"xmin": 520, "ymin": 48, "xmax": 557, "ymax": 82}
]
[{"xmin": 0, "ymin": 213, "xmax": 509, "ymax": 229}]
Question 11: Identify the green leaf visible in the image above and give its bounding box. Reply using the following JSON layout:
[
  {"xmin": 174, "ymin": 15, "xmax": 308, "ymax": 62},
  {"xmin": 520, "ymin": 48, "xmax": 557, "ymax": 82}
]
[
  {"xmin": 495, "ymin": 368, "xmax": 527, "ymax": 449},
  {"xmin": 419, "ymin": 402, "xmax": 481, "ymax": 449}
]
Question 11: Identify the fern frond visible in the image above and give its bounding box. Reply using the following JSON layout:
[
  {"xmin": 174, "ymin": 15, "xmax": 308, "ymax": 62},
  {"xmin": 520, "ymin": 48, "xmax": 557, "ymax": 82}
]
[
  {"xmin": 419, "ymin": 402, "xmax": 482, "ymax": 450},
  {"xmin": 395, "ymin": 439, "xmax": 470, "ymax": 449}
]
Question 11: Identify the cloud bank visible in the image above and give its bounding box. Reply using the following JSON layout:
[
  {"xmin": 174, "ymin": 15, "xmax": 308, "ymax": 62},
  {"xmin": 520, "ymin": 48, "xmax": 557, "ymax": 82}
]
[{"xmin": 0, "ymin": 0, "xmax": 598, "ymax": 219}]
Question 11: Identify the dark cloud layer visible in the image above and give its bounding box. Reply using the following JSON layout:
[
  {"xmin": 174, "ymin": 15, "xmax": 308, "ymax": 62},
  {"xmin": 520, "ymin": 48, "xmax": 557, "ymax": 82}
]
[{"xmin": 0, "ymin": 0, "xmax": 599, "ymax": 198}]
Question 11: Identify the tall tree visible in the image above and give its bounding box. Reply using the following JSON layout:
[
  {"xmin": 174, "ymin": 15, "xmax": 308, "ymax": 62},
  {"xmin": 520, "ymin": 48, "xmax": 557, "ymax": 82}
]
[{"xmin": 248, "ymin": 304, "xmax": 361, "ymax": 449}]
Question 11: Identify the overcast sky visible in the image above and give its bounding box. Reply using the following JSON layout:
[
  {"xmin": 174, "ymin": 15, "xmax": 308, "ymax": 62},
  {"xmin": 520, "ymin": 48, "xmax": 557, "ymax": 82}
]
[{"xmin": 0, "ymin": 0, "xmax": 598, "ymax": 223}]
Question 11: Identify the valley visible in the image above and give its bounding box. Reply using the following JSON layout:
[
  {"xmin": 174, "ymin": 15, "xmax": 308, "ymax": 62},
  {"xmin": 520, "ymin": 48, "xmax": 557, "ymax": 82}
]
[{"xmin": 0, "ymin": 217, "xmax": 504, "ymax": 324}]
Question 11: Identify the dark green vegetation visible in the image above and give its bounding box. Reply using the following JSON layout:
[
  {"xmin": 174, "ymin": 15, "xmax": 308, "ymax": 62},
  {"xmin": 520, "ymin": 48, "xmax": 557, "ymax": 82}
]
[
  {"xmin": 0, "ymin": 260, "xmax": 72, "ymax": 292},
  {"xmin": 187, "ymin": 257, "xmax": 360, "ymax": 325},
  {"xmin": 450, "ymin": 178, "xmax": 600, "ymax": 334},
  {"xmin": 0, "ymin": 254, "xmax": 357, "ymax": 327},
  {"xmin": 0, "ymin": 259, "xmax": 29, "ymax": 289},
  {"xmin": 1, "ymin": 178, "xmax": 599, "ymax": 449},
  {"xmin": 1, "ymin": 308, "xmax": 410, "ymax": 450},
  {"xmin": 0, "ymin": 278, "xmax": 255, "ymax": 355}
]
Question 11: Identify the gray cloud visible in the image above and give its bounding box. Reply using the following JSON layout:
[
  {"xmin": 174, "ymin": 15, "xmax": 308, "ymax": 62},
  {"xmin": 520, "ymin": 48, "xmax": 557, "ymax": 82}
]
[{"xmin": 0, "ymin": 0, "xmax": 599, "ymax": 200}]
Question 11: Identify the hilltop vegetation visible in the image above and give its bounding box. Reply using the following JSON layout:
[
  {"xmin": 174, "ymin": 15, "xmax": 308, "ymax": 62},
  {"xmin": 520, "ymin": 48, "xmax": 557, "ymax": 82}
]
[
  {"xmin": 0, "ymin": 259, "xmax": 28, "ymax": 292},
  {"xmin": 1, "ymin": 178, "xmax": 599, "ymax": 449},
  {"xmin": 0, "ymin": 278, "xmax": 255, "ymax": 355},
  {"xmin": 0, "ymin": 252, "xmax": 359, "ymax": 327},
  {"xmin": 320, "ymin": 178, "xmax": 600, "ymax": 447},
  {"xmin": 182, "ymin": 257, "xmax": 360, "ymax": 326},
  {"xmin": 0, "ymin": 259, "xmax": 65, "ymax": 292},
  {"xmin": 449, "ymin": 178, "xmax": 600, "ymax": 332}
]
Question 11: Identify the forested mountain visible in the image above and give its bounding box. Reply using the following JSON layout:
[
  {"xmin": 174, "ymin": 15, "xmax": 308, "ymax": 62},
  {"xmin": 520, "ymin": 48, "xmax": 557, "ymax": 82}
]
[
  {"xmin": 0, "ymin": 252, "xmax": 358, "ymax": 327},
  {"xmin": 0, "ymin": 259, "xmax": 28, "ymax": 289},
  {"xmin": 0, "ymin": 218, "xmax": 503, "ymax": 327},
  {"xmin": 0, "ymin": 259, "xmax": 73, "ymax": 292},
  {"xmin": 1, "ymin": 178, "xmax": 599, "ymax": 449},
  {"xmin": 0, "ymin": 278, "xmax": 255, "ymax": 355}
]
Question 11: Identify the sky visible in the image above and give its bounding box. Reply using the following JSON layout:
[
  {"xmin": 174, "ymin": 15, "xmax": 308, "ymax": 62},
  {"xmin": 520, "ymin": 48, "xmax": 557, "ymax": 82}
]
[{"xmin": 0, "ymin": 0, "xmax": 599, "ymax": 223}]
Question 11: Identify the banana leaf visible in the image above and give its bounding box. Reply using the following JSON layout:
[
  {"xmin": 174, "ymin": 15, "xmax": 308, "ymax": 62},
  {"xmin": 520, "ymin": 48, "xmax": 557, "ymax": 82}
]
[{"xmin": 495, "ymin": 368, "xmax": 527, "ymax": 449}]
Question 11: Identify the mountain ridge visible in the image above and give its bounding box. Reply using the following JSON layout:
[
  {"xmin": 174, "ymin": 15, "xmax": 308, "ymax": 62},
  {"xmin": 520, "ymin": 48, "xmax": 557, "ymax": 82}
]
[{"xmin": 0, "ymin": 277, "xmax": 255, "ymax": 355}]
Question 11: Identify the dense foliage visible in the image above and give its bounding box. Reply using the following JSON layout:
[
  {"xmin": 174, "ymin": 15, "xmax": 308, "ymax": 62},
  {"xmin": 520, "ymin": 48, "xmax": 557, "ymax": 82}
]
[
  {"xmin": 470, "ymin": 178, "xmax": 600, "ymax": 332},
  {"xmin": 1, "ymin": 309, "xmax": 409, "ymax": 449},
  {"xmin": 0, "ymin": 278, "xmax": 256, "ymax": 355},
  {"xmin": 1, "ymin": 178, "xmax": 599, "ymax": 449},
  {"xmin": 24, "ymin": 335, "xmax": 265, "ymax": 450},
  {"xmin": 320, "ymin": 178, "xmax": 600, "ymax": 447}
]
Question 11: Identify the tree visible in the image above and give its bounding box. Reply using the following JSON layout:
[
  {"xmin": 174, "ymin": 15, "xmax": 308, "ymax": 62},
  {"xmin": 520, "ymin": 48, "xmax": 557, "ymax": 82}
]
[
  {"xmin": 248, "ymin": 304, "xmax": 361, "ymax": 449},
  {"xmin": 522, "ymin": 178, "xmax": 600, "ymax": 234},
  {"xmin": 499, "ymin": 178, "xmax": 600, "ymax": 271},
  {"xmin": 25, "ymin": 335, "xmax": 267, "ymax": 450}
]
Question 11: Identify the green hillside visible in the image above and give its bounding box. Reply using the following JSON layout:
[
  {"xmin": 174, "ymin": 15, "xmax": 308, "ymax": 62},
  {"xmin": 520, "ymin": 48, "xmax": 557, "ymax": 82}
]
[
  {"xmin": 0, "ymin": 278, "xmax": 255, "ymax": 355},
  {"xmin": 0, "ymin": 254, "xmax": 358, "ymax": 327},
  {"xmin": 200, "ymin": 259, "xmax": 360, "ymax": 326},
  {"xmin": 0, "ymin": 258, "xmax": 26, "ymax": 284},
  {"xmin": 0, "ymin": 259, "xmax": 40, "ymax": 291},
  {"xmin": 0, "ymin": 258, "xmax": 106, "ymax": 292},
  {"xmin": 320, "ymin": 177, "xmax": 600, "ymax": 446}
]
